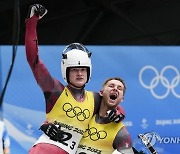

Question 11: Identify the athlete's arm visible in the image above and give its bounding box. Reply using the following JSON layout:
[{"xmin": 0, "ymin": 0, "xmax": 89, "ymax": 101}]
[
  {"xmin": 93, "ymin": 92, "xmax": 101, "ymax": 115},
  {"xmin": 25, "ymin": 15, "xmax": 63, "ymax": 91},
  {"xmin": 25, "ymin": 5, "xmax": 64, "ymax": 113},
  {"xmin": 113, "ymin": 127, "xmax": 134, "ymax": 154}
]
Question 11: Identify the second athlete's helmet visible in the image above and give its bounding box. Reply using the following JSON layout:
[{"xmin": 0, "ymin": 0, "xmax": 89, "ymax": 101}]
[{"xmin": 61, "ymin": 43, "xmax": 92, "ymax": 84}]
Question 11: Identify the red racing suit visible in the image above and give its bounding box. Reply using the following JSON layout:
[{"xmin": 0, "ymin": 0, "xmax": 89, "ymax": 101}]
[{"xmin": 25, "ymin": 15, "xmax": 101, "ymax": 154}]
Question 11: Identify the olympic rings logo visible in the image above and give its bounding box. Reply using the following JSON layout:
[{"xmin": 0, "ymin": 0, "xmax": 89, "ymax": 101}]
[
  {"xmin": 62, "ymin": 103, "xmax": 90, "ymax": 121},
  {"xmin": 83, "ymin": 125, "xmax": 107, "ymax": 141},
  {"xmin": 139, "ymin": 65, "xmax": 180, "ymax": 99}
]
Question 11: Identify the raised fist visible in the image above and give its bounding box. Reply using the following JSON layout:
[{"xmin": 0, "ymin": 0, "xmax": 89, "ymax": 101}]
[{"xmin": 27, "ymin": 4, "xmax": 48, "ymax": 19}]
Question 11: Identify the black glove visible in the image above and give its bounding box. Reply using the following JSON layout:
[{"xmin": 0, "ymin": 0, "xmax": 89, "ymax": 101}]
[
  {"xmin": 107, "ymin": 108, "xmax": 125, "ymax": 123},
  {"xmin": 27, "ymin": 4, "xmax": 48, "ymax": 19},
  {"xmin": 40, "ymin": 123, "xmax": 59, "ymax": 141}
]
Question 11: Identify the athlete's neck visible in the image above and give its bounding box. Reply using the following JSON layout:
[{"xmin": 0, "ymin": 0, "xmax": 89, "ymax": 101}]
[
  {"xmin": 67, "ymin": 85, "xmax": 85, "ymax": 102},
  {"xmin": 99, "ymin": 101, "xmax": 109, "ymax": 117},
  {"xmin": 95, "ymin": 114, "xmax": 111, "ymax": 124}
]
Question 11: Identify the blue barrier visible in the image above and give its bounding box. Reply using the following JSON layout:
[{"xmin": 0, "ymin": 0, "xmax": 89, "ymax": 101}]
[{"xmin": 0, "ymin": 45, "xmax": 180, "ymax": 154}]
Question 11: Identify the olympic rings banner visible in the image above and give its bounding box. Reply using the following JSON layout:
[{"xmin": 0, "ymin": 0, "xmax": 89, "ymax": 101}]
[{"xmin": 0, "ymin": 46, "xmax": 180, "ymax": 154}]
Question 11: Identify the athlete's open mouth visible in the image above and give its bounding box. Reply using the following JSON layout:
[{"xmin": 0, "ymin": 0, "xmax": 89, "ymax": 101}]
[{"xmin": 110, "ymin": 94, "xmax": 117, "ymax": 100}]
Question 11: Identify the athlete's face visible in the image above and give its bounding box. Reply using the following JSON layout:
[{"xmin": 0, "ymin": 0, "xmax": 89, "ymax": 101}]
[
  {"xmin": 100, "ymin": 79, "xmax": 124, "ymax": 108},
  {"xmin": 69, "ymin": 67, "xmax": 87, "ymax": 88}
]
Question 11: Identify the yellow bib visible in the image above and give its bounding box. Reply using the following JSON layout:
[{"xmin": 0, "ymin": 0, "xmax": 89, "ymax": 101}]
[
  {"xmin": 77, "ymin": 115, "xmax": 124, "ymax": 154},
  {"xmin": 45, "ymin": 87, "xmax": 94, "ymax": 153}
]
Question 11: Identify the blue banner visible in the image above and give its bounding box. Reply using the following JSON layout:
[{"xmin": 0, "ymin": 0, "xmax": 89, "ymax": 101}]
[{"xmin": 0, "ymin": 45, "xmax": 180, "ymax": 154}]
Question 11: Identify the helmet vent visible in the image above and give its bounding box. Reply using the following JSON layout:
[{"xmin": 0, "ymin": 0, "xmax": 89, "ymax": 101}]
[
  {"xmin": 78, "ymin": 61, "xmax": 80, "ymax": 65},
  {"xmin": 62, "ymin": 53, "xmax": 67, "ymax": 59},
  {"xmin": 88, "ymin": 52, "xmax": 92, "ymax": 57}
]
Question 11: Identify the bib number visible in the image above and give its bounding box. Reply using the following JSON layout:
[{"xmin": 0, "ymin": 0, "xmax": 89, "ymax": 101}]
[{"xmin": 58, "ymin": 131, "xmax": 76, "ymax": 150}]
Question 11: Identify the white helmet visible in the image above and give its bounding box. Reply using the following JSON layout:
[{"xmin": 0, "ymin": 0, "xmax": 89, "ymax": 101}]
[{"xmin": 61, "ymin": 43, "xmax": 92, "ymax": 84}]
